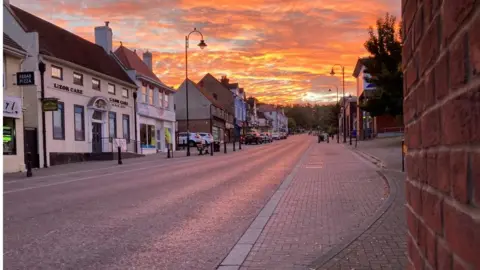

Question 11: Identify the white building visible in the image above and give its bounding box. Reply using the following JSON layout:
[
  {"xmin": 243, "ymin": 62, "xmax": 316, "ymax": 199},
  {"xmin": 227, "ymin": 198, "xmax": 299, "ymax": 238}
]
[
  {"xmin": 3, "ymin": 33, "xmax": 28, "ymax": 173},
  {"xmin": 258, "ymin": 105, "xmax": 288, "ymax": 133},
  {"xmin": 5, "ymin": 4, "xmax": 138, "ymax": 167},
  {"xmin": 111, "ymin": 36, "xmax": 176, "ymax": 154}
]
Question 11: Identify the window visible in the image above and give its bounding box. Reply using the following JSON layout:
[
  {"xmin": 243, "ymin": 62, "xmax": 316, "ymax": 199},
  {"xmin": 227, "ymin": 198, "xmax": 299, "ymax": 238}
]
[
  {"xmin": 108, "ymin": 83, "xmax": 116, "ymax": 95},
  {"xmin": 213, "ymin": 93, "xmax": 218, "ymax": 100},
  {"xmin": 142, "ymin": 86, "xmax": 148, "ymax": 103},
  {"xmin": 109, "ymin": 112, "xmax": 117, "ymax": 139},
  {"xmin": 148, "ymin": 88, "xmax": 154, "ymax": 105},
  {"xmin": 92, "ymin": 78, "xmax": 100, "ymax": 90},
  {"xmin": 73, "ymin": 72, "xmax": 83, "ymax": 85},
  {"xmin": 122, "ymin": 88, "xmax": 129, "ymax": 98},
  {"xmin": 3, "ymin": 117, "xmax": 16, "ymax": 155},
  {"xmin": 164, "ymin": 94, "xmax": 169, "ymax": 109},
  {"xmin": 53, "ymin": 102, "xmax": 65, "ymax": 140},
  {"xmin": 51, "ymin": 65, "xmax": 63, "ymax": 80},
  {"xmin": 74, "ymin": 105, "xmax": 85, "ymax": 141},
  {"xmin": 140, "ymin": 124, "xmax": 156, "ymax": 149},
  {"xmin": 122, "ymin": 114, "xmax": 130, "ymax": 141}
]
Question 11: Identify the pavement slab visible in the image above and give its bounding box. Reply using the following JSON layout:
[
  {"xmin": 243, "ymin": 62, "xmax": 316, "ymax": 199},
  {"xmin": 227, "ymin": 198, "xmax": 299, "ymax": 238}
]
[{"xmin": 235, "ymin": 141, "xmax": 388, "ymax": 270}]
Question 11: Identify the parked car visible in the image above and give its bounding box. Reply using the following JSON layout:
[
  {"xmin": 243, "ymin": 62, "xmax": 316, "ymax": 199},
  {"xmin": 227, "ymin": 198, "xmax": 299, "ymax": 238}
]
[
  {"xmin": 245, "ymin": 132, "xmax": 263, "ymax": 144},
  {"xmin": 198, "ymin": 132, "xmax": 214, "ymax": 145},
  {"xmin": 280, "ymin": 132, "xmax": 288, "ymax": 139},
  {"xmin": 260, "ymin": 132, "xmax": 272, "ymax": 143},
  {"xmin": 271, "ymin": 132, "xmax": 280, "ymax": 140},
  {"xmin": 178, "ymin": 132, "xmax": 205, "ymax": 146}
]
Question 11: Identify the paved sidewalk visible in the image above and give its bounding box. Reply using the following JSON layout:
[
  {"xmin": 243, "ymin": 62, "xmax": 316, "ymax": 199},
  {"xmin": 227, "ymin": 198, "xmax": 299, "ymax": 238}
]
[
  {"xmin": 314, "ymin": 139, "xmax": 407, "ymax": 270},
  {"xmin": 224, "ymin": 142, "xmax": 388, "ymax": 269}
]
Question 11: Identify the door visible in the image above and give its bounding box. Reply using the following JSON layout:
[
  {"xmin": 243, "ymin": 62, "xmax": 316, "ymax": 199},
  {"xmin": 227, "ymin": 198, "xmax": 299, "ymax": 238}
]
[
  {"xmin": 23, "ymin": 128, "xmax": 39, "ymax": 168},
  {"xmin": 92, "ymin": 122, "xmax": 102, "ymax": 153}
]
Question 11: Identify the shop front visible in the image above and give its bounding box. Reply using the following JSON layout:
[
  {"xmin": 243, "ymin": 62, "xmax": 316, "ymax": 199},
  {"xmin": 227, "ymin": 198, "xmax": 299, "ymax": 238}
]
[
  {"xmin": 137, "ymin": 102, "xmax": 176, "ymax": 154},
  {"xmin": 3, "ymin": 96, "xmax": 25, "ymax": 173}
]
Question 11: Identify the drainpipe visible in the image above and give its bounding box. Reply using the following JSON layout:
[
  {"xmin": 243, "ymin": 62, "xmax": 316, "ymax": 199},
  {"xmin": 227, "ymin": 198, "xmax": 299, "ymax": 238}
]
[{"xmin": 133, "ymin": 91, "xmax": 138, "ymax": 153}]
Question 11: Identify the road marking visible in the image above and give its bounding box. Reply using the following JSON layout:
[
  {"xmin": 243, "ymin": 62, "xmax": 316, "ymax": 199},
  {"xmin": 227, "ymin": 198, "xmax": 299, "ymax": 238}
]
[{"xmin": 217, "ymin": 141, "xmax": 313, "ymax": 269}]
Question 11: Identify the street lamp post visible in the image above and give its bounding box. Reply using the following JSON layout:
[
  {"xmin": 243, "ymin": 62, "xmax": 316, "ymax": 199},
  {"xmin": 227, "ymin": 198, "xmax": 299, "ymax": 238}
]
[
  {"xmin": 185, "ymin": 28, "xmax": 207, "ymax": 157},
  {"xmin": 328, "ymin": 85, "xmax": 340, "ymax": 144},
  {"xmin": 330, "ymin": 64, "xmax": 347, "ymax": 143}
]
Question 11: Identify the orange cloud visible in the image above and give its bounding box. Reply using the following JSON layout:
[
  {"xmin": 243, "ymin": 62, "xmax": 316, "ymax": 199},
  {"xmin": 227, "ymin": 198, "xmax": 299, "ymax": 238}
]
[{"xmin": 11, "ymin": 0, "xmax": 401, "ymax": 104}]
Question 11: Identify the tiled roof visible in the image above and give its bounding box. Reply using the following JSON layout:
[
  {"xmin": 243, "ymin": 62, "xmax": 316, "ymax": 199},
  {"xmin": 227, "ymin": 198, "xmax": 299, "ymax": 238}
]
[
  {"xmin": 3, "ymin": 33, "xmax": 26, "ymax": 52},
  {"xmin": 198, "ymin": 73, "xmax": 235, "ymax": 115},
  {"xmin": 184, "ymin": 79, "xmax": 224, "ymax": 109},
  {"xmin": 11, "ymin": 5, "xmax": 135, "ymax": 86},
  {"xmin": 114, "ymin": 45, "xmax": 173, "ymax": 91}
]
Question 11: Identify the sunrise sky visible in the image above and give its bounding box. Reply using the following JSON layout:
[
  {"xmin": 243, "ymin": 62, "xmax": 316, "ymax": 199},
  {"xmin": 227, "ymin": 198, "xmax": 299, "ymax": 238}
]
[{"xmin": 12, "ymin": 0, "xmax": 401, "ymax": 104}]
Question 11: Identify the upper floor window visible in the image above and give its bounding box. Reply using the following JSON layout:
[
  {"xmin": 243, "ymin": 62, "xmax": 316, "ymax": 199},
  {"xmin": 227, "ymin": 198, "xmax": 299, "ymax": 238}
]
[
  {"xmin": 122, "ymin": 88, "xmax": 129, "ymax": 98},
  {"xmin": 108, "ymin": 83, "xmax": 115, "ymax": 95},
  {"xmin": 148, "ymin": 88, "xmax": 154, "ymax": 105},
  {"xmin": 142, "ymin": 86, "xmax": 148, "ymax": 103},
  {"xmin": 51, "ymin": 65, "xmax": 63, "ymax": 80},
  {"xmin": 92, "ymin": 78, "xmax": 100, "ymax": 90},
  {"xmin": 163, "ymin": 94, "xmax": 169, "ymax": 109},
  {"xmin": 73, "ymin": 72, "xmax": 83, "ymax": 86}
]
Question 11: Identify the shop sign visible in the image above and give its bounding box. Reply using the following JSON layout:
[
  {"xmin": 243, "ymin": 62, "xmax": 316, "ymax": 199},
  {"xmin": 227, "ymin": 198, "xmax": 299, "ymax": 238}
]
[
  {"xmin": 16, "ymin": 71, "xmax": 35, "ymax": 85},
  {"xmin": 54, "ymin": 83, "xmax": 83, "ymax": 94},
  {"xmin": 4, "ymin": 96, "xmax": 22, "ymax": 118},
  {"xmin": 109, "ymin": 98, "xmax": 128, "ymax": 108},
  {"xmin": 42, "ymin": 98, "xmax": 59, "ymax": 112}
]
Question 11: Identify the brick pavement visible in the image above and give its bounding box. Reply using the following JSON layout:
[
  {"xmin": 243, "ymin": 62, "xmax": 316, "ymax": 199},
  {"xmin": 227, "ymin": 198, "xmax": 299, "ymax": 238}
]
[
  {"xmin": 238, "ymin": 142, "xmax": 388, "ymax": 270},
  {"xmin": 312, "ymin": 140, "xmax": 407, "ymax": 270}
]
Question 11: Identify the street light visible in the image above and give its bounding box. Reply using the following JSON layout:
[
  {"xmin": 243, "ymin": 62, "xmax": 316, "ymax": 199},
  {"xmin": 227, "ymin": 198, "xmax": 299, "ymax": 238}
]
[
  {"xmin": 330, "ymin": 64, "xmax": 347, "ymax": 143},
  {"xmin": 185, "ymin": 28, "xmax": 207, "ymax": 157},
  {"xmin": 328, "ymin": 85, "xmax": 340, "ymax": 144}
]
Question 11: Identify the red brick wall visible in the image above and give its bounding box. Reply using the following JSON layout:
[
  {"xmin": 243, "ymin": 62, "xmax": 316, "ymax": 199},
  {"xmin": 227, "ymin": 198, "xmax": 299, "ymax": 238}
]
[
  {"xmin": 375, "ymin": 115, "xmax": 403, "ymax": 133},
  {"xmin": 403, "ymin": 0, "xmax": 480, "ymax": 269}
]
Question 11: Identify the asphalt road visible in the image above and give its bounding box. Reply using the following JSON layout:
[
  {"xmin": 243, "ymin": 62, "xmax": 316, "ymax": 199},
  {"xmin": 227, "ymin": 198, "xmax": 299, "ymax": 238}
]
[{"xmin": 4, "ymin": 135, "xmax": 312, "ymax": 270}]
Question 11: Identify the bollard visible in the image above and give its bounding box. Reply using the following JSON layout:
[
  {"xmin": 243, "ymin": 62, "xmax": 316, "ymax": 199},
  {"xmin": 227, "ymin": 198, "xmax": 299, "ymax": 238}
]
[
  {"xmin": 239, "ymin": 138, "xmax": 242, "ymax": 150},
  {"xmin": 26, "ymin": 152, "xmax": 33, "ymax": 177},
  {"xmin": 224, "ymin": 141, "xmax": 227, "ymax": 154},
  {"xmin": 318, "ymin": 135, "xmax": 321, "ymax": 143},
  {"xmin": 171, "ymin": 144, "xmax": 174, "ymax": 158},
  {"xmin": 118, "ymin": 146, "xmax": 123, "ymax": 165},
  {"xmin": 210, "ymin": 143, "xmax": 213, "ymax": 156},
  {"xmin": 167, "ymin": 144, "xmax": 171, "ymax": 158},
  {"xmin": 233, "ymin": 140, "xmax": 236, "ymax": 152}
]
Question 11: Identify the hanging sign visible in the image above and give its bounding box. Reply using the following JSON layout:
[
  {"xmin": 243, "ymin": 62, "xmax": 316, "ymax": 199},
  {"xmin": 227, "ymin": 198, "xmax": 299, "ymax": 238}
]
[
  {"xmin": 16, "ymin": 72, "xmax": 35, "ymax": 85},
  {"xmin": 42, "ymin": 98, "xmax": 59, "ymax": 111}
]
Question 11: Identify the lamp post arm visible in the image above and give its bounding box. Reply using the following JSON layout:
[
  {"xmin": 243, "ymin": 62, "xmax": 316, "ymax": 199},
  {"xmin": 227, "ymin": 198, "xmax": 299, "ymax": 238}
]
[{"xmin": 186, "ymin": 28, "xmax": 205, "ymax": 48}]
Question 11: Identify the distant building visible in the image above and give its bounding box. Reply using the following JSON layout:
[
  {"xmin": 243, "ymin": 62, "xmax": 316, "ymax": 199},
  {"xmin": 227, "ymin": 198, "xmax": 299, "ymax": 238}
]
[{"xmin": 257, "ymin": 105, "xmax": 288, "ymax": 133}]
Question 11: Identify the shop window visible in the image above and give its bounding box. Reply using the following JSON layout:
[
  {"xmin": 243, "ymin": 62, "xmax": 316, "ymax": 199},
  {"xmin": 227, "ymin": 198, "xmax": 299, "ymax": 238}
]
[
  {"xmin": 3, "ymin": 117, "xmax": 16, "ymax": 155},
  {"xmin": 108, "ymin": 83, "xmax": 116, "ymax": 95},
  {"xmin": 74, "ymin": 105, "xmax": 85, "ymax": 141},
  {"xmin": 109, "ymin": 112, "xmax": 117, "ymax": 140},
  {"xmin": 122, "ymin": 88, "xmax": 129, "ymax": 98},
  {"xmin": 92, "ymin": 78, "xmax": 101, "ymax": 90},
  {"xmin": 140, "ymin": 124, "xmax": 156, "ymax": 149},
  {"xmin": 52, "ymin": 102, "xmax": 65, "ymax": 140},
  {"xmin": 51, "ymin": 65, "xmax": 63, "ymax": 80},
  {"xmin": 122, "ymin": 114, "xmax": 130, "ymax": 141},
  {"xmin": 73, "ymin": 72, "xmax": 83, "ymax": 86}
]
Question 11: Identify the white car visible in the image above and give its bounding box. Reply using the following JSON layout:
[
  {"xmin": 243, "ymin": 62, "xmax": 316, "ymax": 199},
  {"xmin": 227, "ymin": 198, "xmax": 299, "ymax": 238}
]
[
  {"xmin": 271, "ymin": 132, "xmax": 280, "ymax": 140},
  {"xmin": 178, "ymin": 132, "xmax": 205, "ymax": 146},
  {"xmin": 198, "ymin": 132, "xmax": 214, "ymax": 145}
]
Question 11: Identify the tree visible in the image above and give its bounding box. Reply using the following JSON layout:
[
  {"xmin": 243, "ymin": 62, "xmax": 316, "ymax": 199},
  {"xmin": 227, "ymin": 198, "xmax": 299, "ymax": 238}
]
[
  {"xmin": 361, "ymin": 13, "xmax": 403, "ymax": 117},
  {"xmin": 288, "ymin": 117, "xmax": 297, "ymax": 131}
]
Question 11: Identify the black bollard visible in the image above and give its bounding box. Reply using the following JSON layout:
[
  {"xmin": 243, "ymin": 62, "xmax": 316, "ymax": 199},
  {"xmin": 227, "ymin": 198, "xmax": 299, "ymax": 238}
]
[
  {"xmin": 210, "ymin": 143, "xmax": 213, "ymax": 156},
  {"xmin": 233, "ymin": 140, "xmax": 236, "ymax": 152},
  {"xmin": 118, "ymin": 146, "xmax": 123, "ymax": 164},
  {"xmin": 224, "ymin": 140, "xmax": 227, "ymax": 154},
  {"xmin": 318, "ymin": 135, "xmax": 321, "ymax": 143},
  {"xmin": 167, "ymin": 144, "xmax": 171, "ymax": 158},
  {"xmin": 239, "ymin": 138, "xmax": 242, "ymax": 150},
  {"xmin": 26, "ymin": 152, "xmax": 33, "ymax": 177}
]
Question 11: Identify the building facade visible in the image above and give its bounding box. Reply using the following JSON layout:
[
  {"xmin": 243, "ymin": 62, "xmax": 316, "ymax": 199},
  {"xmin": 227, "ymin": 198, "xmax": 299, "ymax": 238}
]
[
  {"xmin": 225, "ymin": 83, "xmax": 247, "ymax": 136},
  {"xmin": 258, "ymin": 105, "xmax": 288, "ymax": 134},
  {"xmin": 175, "ymin": 79, "xmax": 230, "ymax": 143},
  {"xmin": 3, "ymin": 33, "xmax": 27, "ymax": 173},
  {"xmin": 5, "ymin": 5, "xmax": 137, "ymax": 167},
  {"xmin": 113, "ymin": 42, "xmax": 176, "ymax": 154}
]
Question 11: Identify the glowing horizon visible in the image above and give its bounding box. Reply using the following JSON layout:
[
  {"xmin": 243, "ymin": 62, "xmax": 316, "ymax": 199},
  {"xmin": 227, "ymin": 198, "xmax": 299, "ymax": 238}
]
[{"xmin": 12, "ymin": 0, "xmax": 400, "ymax": 104}]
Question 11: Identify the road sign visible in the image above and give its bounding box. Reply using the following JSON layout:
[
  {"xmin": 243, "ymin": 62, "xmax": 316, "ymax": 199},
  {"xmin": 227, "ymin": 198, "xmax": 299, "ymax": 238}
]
[{"xmin": 16, "ymin": 72, "xmax": 35, "ymax": 85}]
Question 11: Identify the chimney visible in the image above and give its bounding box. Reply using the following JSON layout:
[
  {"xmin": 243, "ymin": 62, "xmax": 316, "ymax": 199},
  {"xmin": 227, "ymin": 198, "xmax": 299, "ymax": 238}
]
[
  {"xmin": 94, "ymin": 21, "xmax": 113, "ymax": 53},
  {"xmin": 143, "ymin": 50, "xmax": 152, "ymax": 70}
]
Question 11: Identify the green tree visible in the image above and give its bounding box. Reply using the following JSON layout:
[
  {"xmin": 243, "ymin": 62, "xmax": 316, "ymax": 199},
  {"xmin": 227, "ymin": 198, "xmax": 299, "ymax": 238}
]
[
  {"xmin": 361, "ymin": 13, "xmax": 403, "ymax": 117},
  {"xmin": 288, "ymin": 117, "xmax": 297, "ymax": 131}
]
